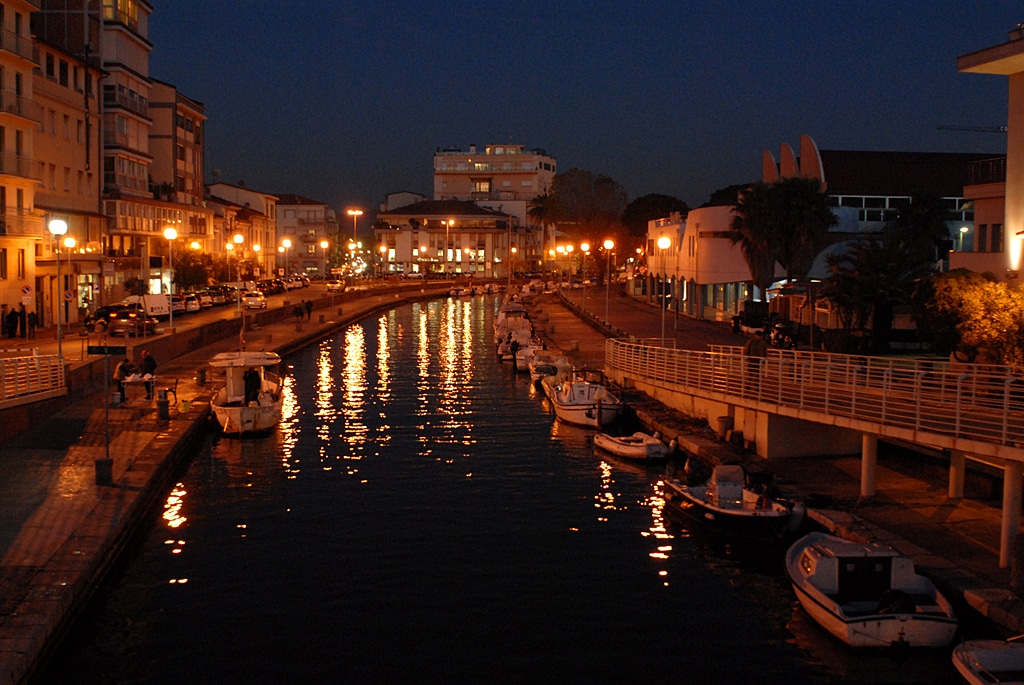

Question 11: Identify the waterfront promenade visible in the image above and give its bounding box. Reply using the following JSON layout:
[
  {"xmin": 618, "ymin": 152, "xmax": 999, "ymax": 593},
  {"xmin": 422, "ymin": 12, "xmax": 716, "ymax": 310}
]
[{"xmin": 0, "ymin": 283, "xmax": 1023, "ymax": 682}]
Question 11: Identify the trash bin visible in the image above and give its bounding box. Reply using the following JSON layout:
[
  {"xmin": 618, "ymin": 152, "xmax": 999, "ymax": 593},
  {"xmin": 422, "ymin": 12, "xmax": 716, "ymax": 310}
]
[
  {"xmin": 716, "ymin": 416, "xmax": 734, "ymax": 439},
  {"xmin": 197, "ymin": 367, "xmax": 207, "ymax": 386},
  {"xmin": 180, "ymin": 399, "xmax": 191, "ymax": 413},
  {"xmin": 95, "ymin": 457, "xmax": 113, "ymax": 486},
  {"xmin": 157, "ymin": 388, "xmax": 168, "ymax": 401},
  {"xmin": 732, "ymin": 316, "xmax": 742, "ymax": 334}
]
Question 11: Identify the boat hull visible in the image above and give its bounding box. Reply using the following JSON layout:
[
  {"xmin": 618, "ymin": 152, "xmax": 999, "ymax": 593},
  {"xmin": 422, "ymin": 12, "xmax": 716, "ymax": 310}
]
[
  {"xmin": 663, "ymin": 478, "xmax": 796, "ymax": 542},
  {"xmin": 785, "ymin": 532, "xmax": 957, "ymax": 648},
  {"xmin": 953, "ymin": 639, "xmax": 1024, "ymax": 685},
  {"xmin": 594, "ymin": 432, "xmax": 667, "ymax": 460},
  {"xmin": 212, "ymin": 399, "xmax": 282, "ymax": 435}
]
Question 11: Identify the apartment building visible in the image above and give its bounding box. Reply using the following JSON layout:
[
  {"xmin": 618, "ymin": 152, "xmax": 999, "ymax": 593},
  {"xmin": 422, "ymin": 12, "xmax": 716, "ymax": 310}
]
[
  {"xmin": 275, "ymin": 193, "xmax": 336, "ymax": 277},
  {"xmin": 433, "ymin": 143, "xmax": 553, "ymax": 268},
  {"xmin": 206, "ymin": 182, "xmax": 278, "ymax": 278},
  {"xmin": 0, "ymin": 0, "xmax": 43, "ymax": 332}
]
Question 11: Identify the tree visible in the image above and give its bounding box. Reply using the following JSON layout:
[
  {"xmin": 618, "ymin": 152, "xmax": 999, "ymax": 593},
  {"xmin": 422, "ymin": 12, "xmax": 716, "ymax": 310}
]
[
  {"xmin": 172, "ymin": 248, "xmax": 215, "ymax": 291},
  {"xmin": 621, "ymin": 194, "xmax": 689, "ymax": 239},
  {"xmin": 730, "ymin": 177, "xmax": 836, "ymax": 293},
  {"xmin": 549, "ymin": 168, "xmax": 628, "ymax": 242}
]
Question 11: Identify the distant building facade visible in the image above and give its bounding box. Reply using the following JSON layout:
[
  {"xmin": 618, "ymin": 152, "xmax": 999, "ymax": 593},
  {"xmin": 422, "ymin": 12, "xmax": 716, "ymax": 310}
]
[{"xmin": 275, "ymin": 193, "xmax": 337, "ymax": 277}]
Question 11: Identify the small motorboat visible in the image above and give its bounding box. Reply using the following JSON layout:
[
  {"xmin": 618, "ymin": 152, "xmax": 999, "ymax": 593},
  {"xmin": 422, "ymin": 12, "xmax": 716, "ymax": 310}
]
[
  {"xmin": 209, "ymin": 350, "xmax": 284, "ymax": 435},
  {"xmin": 953, "ymin": 638, "xmax": 1024, "ymax": 684},
  {"xmin": 594, "ymin": 431, "xmax": 672, "ymax": 460},
  {"xmin": 663, "ymin": 464, "xmax": 802, "ymax": 542},
  {"xmin": 548, "ymin": 371, "xmax": 623, "ymax": 428},
  {"xmin": 785, "ymin": 531, "xmax": 958, "ymax": 648},
  {"xmin": 529, "ymin": 353, "xmax": 569, "ymax": 385}
]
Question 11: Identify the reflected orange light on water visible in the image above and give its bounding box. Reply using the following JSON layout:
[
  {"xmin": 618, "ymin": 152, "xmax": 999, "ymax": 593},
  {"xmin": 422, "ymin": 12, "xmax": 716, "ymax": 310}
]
[{"xmin": 342, "ymin": 326, "xmax": 369, "ymax": 457}]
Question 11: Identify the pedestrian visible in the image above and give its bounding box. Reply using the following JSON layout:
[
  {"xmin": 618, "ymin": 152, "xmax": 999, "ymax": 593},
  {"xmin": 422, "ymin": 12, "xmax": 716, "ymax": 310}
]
[
  {"xmin": 243, "ymin": 367, "xmax": 261, "ymax": 406},
  {"xmin": 18, "ymin": 304, "xmax": 26, "ymax": 338},
  {"xmin": 742, "ymin": 328, "xmax": 768, "ymax": 389},
  {"xmin": 304, "ymin": 299, "xmax": 313, "ymax": 320},
  {"xmin": 5, "ymin": 307, "xmax": 16, "ymax": 338},
  {"xmin": 26, "ymin": 311, "xmax": 37, "ymax": 339},
  {"xmin": 293, "ymin": 303, "xmax": 303, "ymax": 320},
  {"xmin": 140, "ymin": 349, "xmax": 157, "ymax": 400},
  {"xmin": 113, "ymin": 355, "xmax": 134, "ymax": 403}
]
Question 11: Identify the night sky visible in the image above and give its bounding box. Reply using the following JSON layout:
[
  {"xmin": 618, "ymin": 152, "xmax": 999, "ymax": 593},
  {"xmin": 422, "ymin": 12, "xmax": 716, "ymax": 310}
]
[{"xmin": 149, "ymin": 1, "xmax": 1019, "ymax": 213}]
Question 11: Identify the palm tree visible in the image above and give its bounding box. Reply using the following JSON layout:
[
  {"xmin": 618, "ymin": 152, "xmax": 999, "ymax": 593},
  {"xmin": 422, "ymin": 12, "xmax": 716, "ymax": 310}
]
[
  {"xmin": 729, "ymin": 182, "xmax": 778, "ymax": 294},
  {"xmin": 529, "ymin": 192, "xmax": 559, "ymax": 261}
]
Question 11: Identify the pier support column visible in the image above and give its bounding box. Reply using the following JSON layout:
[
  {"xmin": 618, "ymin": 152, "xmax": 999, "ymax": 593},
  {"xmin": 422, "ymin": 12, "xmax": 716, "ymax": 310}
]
[
  {"xmin": 948, "ymin": 450, "xmax": 966, "ymax": 499},
  {"xmin": 860, "ymin": 433, "xmax": 878, "ymax": 498},
  {"xmin": 1001, "ymin": 461, "xmax": 1023, "ymax": 569}
]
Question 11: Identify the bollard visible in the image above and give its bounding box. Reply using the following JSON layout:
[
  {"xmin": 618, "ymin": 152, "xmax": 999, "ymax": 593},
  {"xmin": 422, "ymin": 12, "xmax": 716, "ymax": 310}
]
[
  {"xmin": 157, "ymin": 397, "xmax": 170, "ymax": 419},
  {"xmin": 337, "ymin": 306, "xmax": 344, "ymax": 316},
  {"xmin": 319, "ymin": 314, "xmax": 325, "ymax": 324},
  {"xmin": 197, "ymin": 367, "xmax": 207, "ymax": 386},
  {"xmin": 295, "ymin": 323, "xmax": 303, "ymax": 332},
  {"xmin": 95, "ymin": 458, "xmax": 114, "ymax": 486}
]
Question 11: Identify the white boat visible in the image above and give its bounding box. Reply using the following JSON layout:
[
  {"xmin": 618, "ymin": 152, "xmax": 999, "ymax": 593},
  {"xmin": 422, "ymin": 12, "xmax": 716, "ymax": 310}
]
[
  {"xmin": 594, "ymin": 431, "xmax": 671, "ymax": 460},
  {"xmin": 785, "ymin": 531, "xmax": 958, "ymax": 648},
  {"xmin": 209, "ymin": 350, "xmax": 284, "ymax": 435},
  {"xmin": 529, "ymin": 353, "xmax": 569, "ymax": 384},
  {"xmin": 493, "ymin": 301, "xmax": 533, "ymax": 344},
  {"xmin": 547, "ymin": 372, "xmax": 623, "ymax": 428},
  {"xmin": 663, "ymin": 464, "xmax": 802, "ymax": 541},
  {"xmin": 953, "ymin": 638, "xmax": 1024, "ymax": 684}
]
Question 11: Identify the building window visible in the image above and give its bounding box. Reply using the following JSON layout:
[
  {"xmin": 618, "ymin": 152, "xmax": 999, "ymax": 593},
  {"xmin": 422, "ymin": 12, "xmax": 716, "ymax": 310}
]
[
  {"xmin": 16, "ymin": 248, "xmax": 24, "ymax": 278},
  {"xmin": 992, "ymin": 224, "xmax": 1004, "ymax": 253},
  {"xmin": 0, "ymin": 248, "xmax": 5, "ymax": 279},
  {"xmin": 977, "ymin": 225, "xmax": 988, "ymax": 253},
  {"xmin": 472, "ymin": 179, "xmax": 490, "ymax": 193}
]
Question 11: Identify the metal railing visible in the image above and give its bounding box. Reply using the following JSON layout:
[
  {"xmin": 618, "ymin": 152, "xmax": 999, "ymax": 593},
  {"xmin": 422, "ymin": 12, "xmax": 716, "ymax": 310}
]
[
  {"xmin": 0, "ymin": 354, "xmax": 66, "ymax": 408},
  {"xmin": 607, "ymin": 339, "xmax": 1024, "ymax": 453}
]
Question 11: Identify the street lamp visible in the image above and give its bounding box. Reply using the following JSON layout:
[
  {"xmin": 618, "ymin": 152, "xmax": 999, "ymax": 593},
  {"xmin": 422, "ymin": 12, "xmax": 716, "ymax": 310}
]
[
  {"xmin": 508, "ymin": 246, "xmax": 517, "ymax": 289},
  {"xmin": 252, "ymin": 244, "xmax": 261, "ymax": 278},
  {"xmin": 320, "ymin": 239, "xmax": 330, "ymax": 282},
  {"xmin": 347, "ymin": 209, "xmax": 363, "ymax": 242},
  {"xmin": 556, "ymin": 245, "xmax": 565, "ymax": 290},
  {"xmin": 63, "ymin": 237, "xmax": 75, "ymax": 328},
  {"xmin": 443, "ymin": 219, "xmax": 454, "ymax": 276},
  {"xmin": 603, "ymin": 239, "xmax": 614, "ymax": 325},
  {"xmin": 580, "ymin": 242, "xmax": 590, "ymax": 313},
  {"xmin": 281, "ymin": 238, "xmax": 291, "ymax": 278},
  {"xmin": 657, "ymin": 235, "xmax": 671, "ymax": 345},
  {"xmin": 163, "ymin": 226, "xmax": 177, "ymax": 331},
  {"xmin": 48, "ymin": 219, "xmax": 67, "ymax": 358},
  {"xmin": 379, "ymin": 243, "xmax": 387, "ymax": 278},
  {"xmin": 959, "ymin": 225, "xmax": 969, "ymax": 252}
]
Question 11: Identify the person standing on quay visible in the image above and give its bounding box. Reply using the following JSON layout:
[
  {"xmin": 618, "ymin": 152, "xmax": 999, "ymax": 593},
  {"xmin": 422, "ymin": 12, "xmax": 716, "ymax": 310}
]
[
  {"xmin": 26, "ymin": 310, "xmax": 37, "ymax": 339},
  {"xmin": 304, "ymin": 298, "xmax": 313, "ymax": 320},
  {"xmin": 140, "ymin": 349, "xmax": 157, "ymax": 400},
  {"xmin": 743, "ymin": 328, "xmax": 768, "ymax": 391}
]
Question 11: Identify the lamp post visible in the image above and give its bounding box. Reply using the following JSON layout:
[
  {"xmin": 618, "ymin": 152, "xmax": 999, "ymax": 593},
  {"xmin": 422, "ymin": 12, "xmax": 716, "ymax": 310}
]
[
  {"xmin": 959, "ymin": 225, "xmax": 969, "ymax": 252},
  {"xmin": 48, "ymin": 219, "xmax": 67, "ymax": 357},
  {"xmin": 556, "ymin": 245, "xmax": 565, "ymax": 290},
  {"xmin": 347, "ymin": 209, "xmax": 363, "ymax": 243},
  {"xmin": 252, "ymin": 244, "xmax": 261, "ymax": 278},
  {"xmin": 379, "ymin": 243, "xmax": 387, "ymax": 279},
  {"xmin": 508, "ymin": 246, "xmax": 517, "ymax": 289},
  {"xmin": 320, "ymin": 239, "xmax": 329, "ymax": 283},
  {"xmin": 281, "ymin": 238, "xmax": 291, "ymax": 279},
  {"xmin": 63, "ymin": 236, "xmax": 75, "ymax": 328},
  {"xmin": 657, "ymin": 235, "xmax": 671, "ymax": 345},
  {"xmin": 443, "ymin": 219, "xmax": 454, "ymax": 277},
  {"xmin": 348, "ymin": 241, "xmax": 357, "ymax": 287},
  {"xmin": 163, "ymin": 227, "xmax": 177, "ymax": 331},
  {"xmin": 232, "ymin": 233, "xmax": 244, "ymax": 313},
  {"xmin": 603, "ymin": 239, "xmax": 614, "ymax": 325},
  {"xmin": 580, "ymin": 242, "xmax": 590, "ymax": 313}
]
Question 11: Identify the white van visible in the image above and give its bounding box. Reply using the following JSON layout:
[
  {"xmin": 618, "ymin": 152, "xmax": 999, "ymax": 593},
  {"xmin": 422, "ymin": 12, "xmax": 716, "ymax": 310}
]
[{"xmin": 123, "ymin": 294, "xmax": 171, "ymax": 319}]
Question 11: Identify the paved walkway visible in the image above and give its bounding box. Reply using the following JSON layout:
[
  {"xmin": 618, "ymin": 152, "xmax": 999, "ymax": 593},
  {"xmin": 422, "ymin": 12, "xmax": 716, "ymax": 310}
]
[{"xmin": 1, "ymin": 283, "xmax": 1023, "ymax": 683}]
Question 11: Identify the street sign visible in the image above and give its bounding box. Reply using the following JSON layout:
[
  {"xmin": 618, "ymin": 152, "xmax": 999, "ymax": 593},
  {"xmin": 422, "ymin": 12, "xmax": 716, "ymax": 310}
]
[
  {"xmin": 92, "ymin": 283, "xmax": 100, "ymax": 292},
  {"xmin": 87, "ymin": 345, "xmax": 127, "ymax": 355},
  {"xmin": 64, "ymin": 290, "xmax": 74, "ymax": 301},
  {"xmin": 20, "ymin": 285, "xmax": 30, "ymax": 295}
]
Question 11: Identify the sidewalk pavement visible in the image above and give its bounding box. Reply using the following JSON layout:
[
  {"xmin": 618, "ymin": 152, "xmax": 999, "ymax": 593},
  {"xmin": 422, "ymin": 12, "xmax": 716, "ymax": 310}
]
[{"xmin": 0, "ymin": 283, "xmax": 1022, "ymax": 685}]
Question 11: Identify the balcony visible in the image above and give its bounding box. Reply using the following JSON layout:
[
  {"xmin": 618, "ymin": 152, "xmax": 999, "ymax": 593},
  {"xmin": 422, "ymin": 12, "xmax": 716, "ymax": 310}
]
[
  {"xmin": 0, "ymin": 152, "xmax": 33, "ymax": 180},
  {"xmin": 0, "ymin": 91, "xmax": 39, "ymax": 122},
  {"xmin": 0, "ymin": 210, "xmax": 43, "ymax": 237},
  {"xmin": 0, "ymin": 28, "xmax": 34, "ymax": 62},
  {"xmin": 967, "ymin": 157, "xmax": 1007, "ymax": 186}
]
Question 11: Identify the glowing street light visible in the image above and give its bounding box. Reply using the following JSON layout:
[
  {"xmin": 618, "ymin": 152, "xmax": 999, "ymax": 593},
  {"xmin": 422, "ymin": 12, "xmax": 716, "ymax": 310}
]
[
  {"xmin": 657, "ymin": 235, "xmax": 671, "ymax": 345},
  {"xmin": 379, "ymin": 243, "xmax": 387, "ymax": 278},
  {"xmin": 959, "ymin": 225, "xmax": 969, "ymax": 252},
  {"xmin": 232, "ymin": 233, "xmax": 245, "ymax": 313},
  {"xmin": 443, "ymin": 219, "xmax": 454, "ymax": 276},
  {"xmin": 603, "ymin": 239, "xmax": 615, "ymax": 325},
  {"xmin": 347, "ymin": 209, "xmax": 363, "ymax": 242},
  {"xmin": 347, "ymin": 241, "xmax": 357, "ymax": 287},
  {"xmin": 48, "ymin": 218, "xmax": 68, "ymax": 357},
  {"xmin": 580, "ymin": 242, "xmax": 590, "ymax": 312},
  {"xmin": 252, "ymin": 244, "xmax": 261, "ymax": 278},
  {"xmin": 163, "ymin": 226, "xmax": 177, "ymax": 330},
  {"xmin": 281, "ymin": 237, "xmax": 291, "ymax": 278},
  {"xmin": 320, "ymin": 239, "xmax": 330, "ymax": 282}
]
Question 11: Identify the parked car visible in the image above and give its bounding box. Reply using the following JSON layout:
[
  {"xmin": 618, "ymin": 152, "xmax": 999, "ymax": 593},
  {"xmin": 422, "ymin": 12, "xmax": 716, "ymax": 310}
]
[
  {"xmin": 241, "ymin": 290, "xmax": 267, "ymax": 309},
  {"xmin": 87, "ymin": 303, "xmax": 128, "ymax": 332},
  {"xmin": 324, "ymin": 279, "xmax": 345, "ymax": 293},
  {"xmin": 285, "ymin": 278, "xmax": 304, "ymax": 291},
  {"xmin": 107, "ymin": 306, "xmax": 158, "ymax": 337},
  {"xmin": 183, "ymin": 294, "xmax": 201, "ymax": 313},
  {"xmin": 200, "ymin": 289, "xmax": 226, "ymax": 306},
  {"xmin": 170, "ymin": 295, "xmax": 186, "ymax": 314},
  {"xmin": 194, "ymin": 292, "xmax": 214, "ymax": 309}
]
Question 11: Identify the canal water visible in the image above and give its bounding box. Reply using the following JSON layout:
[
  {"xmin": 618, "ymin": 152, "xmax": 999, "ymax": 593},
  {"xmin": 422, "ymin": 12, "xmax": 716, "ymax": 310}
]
[{"xmin": 45, "ymin": 296, "xmax": 961, "ymax": 684}]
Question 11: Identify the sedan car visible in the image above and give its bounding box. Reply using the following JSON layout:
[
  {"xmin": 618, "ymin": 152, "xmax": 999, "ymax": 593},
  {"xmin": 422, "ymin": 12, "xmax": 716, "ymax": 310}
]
[
  {"xmin": 324, "ymin": 279, "xmax": 345, "ymax": 293},
  {"xmin": 87, "ymin": 303, "xmax": 129, "ymax": 332},
  {"xmin": 170, "ymin": 295, "xmax": 186, "ymax": 314},
  {"xmin": 183, "ymin": 294, "xmax": 201, "ymax": 313},
  {"xmin": 241, "ymin": 290, "xmax": 267, "ymax": 309},
  {"xmin": 107, "ymin": 306, "xmax": 158, "ymax": 336}
]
